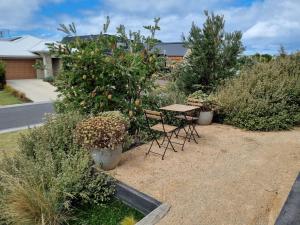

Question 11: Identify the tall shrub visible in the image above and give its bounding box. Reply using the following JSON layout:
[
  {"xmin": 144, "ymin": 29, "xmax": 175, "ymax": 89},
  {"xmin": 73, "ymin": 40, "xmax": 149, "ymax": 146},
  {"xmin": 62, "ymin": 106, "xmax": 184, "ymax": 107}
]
[
  {"xmin": 0, "ymin": 60, "xmax": 6, "ymax": 90},
  {"xmin": 215, "ymin": 53, "xmax": 300, "ymax": 131},
  {"xmin": 176, "ymin": 11, "xmax": 244, "ymax": 94},
  {"xmin": 50, "ymin": 18, "xmax": 163, "ymax": 136}
]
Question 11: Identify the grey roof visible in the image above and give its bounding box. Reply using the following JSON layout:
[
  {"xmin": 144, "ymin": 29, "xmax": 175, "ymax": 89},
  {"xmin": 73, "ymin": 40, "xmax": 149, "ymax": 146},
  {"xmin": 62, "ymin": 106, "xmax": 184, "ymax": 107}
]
[
  {"xmin": 0, "ymin": 35, "xmax": 55, "ymax": 58},
  {"xmin": 154, "ymin": 42, "xmax": 188, "ymax": 57}
]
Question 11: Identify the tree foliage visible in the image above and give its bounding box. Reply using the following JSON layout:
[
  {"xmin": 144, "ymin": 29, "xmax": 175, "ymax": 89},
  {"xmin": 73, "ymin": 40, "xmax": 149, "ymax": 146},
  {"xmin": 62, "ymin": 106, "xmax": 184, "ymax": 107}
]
[
  {"xmin": 176, "ymin": 11, "xmax": 244, "ymax": 94},
  {"xmin": 50, "ymin": 17, "xmax": 163, "ymax": 136}
]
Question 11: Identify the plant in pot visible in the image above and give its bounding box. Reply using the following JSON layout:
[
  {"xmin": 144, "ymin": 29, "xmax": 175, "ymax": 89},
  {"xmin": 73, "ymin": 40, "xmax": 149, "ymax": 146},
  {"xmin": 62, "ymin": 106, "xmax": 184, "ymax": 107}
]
[
  {"xmin": 188, "ymin": 90, "xmax": 217, "ymax": 125},
  {"xmin": 75, "ymin": 111, "xmax": 128, "ymax": 170}
]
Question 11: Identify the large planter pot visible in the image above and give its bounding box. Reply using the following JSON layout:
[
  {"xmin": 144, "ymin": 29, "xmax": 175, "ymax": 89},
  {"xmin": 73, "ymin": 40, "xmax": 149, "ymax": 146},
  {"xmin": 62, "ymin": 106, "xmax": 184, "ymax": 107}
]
[
  {"xmin": 91, "ymin": 144, "xmax": 122, "ymax": 170},
  {"xmin": 197, "ymin": 111, "xmax": 214, "ymax": 125}
]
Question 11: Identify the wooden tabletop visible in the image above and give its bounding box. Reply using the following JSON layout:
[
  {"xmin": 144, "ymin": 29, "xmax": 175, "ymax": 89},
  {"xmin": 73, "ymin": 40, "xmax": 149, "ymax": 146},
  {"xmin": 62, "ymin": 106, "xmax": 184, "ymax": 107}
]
[{"xmin": 160, "ymin": 104, "xmax": 200, "ymax": 113}]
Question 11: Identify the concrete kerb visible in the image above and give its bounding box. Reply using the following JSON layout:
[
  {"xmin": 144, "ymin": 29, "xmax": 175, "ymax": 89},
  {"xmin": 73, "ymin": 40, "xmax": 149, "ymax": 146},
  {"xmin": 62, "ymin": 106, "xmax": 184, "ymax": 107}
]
[
  {"xmin": 0, "ymin": 123, "xmax": 44, "ymax": 134},
  {"xmin": 275, "ymin": 172, "xmax": 300, "ymax": 225},
  {"xmin": 115, "ymin": 181, "xmax": 170, "ymax": 225},
  {"xmin": 0, "ymin": 101, "xmax": 53, "ymax": 109}
]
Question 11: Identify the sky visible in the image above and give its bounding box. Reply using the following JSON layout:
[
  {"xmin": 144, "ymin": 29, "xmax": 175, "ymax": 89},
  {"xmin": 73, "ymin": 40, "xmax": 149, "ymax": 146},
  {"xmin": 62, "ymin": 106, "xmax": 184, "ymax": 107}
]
[{"xmin": 0, "ymin": 0, "xmax": 299, "ymax": 54}]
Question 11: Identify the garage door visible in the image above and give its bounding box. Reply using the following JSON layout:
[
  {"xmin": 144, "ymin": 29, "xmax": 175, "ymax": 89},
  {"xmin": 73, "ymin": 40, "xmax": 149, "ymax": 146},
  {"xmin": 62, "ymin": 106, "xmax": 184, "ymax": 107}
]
[{"xmin": 3, "ymin": 59, "xmax": 36, "ymax": 80}]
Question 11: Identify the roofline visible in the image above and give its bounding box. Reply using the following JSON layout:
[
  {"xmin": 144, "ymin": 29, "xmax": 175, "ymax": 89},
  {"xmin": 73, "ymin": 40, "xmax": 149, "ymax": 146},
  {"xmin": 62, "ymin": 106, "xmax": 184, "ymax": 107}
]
[
  {"xmin": 0, "ymin": 55, "xmax": 41, "ymax": 59},
  {"xmin": 157, "ymin": 42, "xmax": 185, "ymax": 44}
]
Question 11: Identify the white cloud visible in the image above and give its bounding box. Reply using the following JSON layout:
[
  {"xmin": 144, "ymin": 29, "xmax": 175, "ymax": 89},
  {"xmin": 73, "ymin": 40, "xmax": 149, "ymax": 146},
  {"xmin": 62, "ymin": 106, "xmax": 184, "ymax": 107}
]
[
  {"xmin": 1, "ymin": 0, "xmax": 300, "ymax": 53},
  {"xmin": 218, "ymin": 0, "xmax": 300, "ymax": 53},
  {"xmin": 0, "ymin": 0, "xmax": 63, "ymax": 30}
]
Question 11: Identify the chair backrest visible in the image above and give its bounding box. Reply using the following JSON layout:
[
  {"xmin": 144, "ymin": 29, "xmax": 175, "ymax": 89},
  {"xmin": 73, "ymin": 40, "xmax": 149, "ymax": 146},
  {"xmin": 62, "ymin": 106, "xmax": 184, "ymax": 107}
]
[
  {"xmin": 187, "ymin": 98, "xmax": 203, "ymax": 107},
  {"xmin": 144, "ymin": 109, "xmax": 163, "ymax": 121}
]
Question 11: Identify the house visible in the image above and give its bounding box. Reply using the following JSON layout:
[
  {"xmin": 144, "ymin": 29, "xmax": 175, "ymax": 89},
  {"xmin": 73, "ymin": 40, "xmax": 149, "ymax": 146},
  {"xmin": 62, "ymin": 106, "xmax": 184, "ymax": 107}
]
[
  {"xmin": 62, "ymin": 35, "xmax": 189, "ymax": 63},
  {"xmin": 0, "ymin": 35, "xmax": 59, "ymax": 80},
  {"xmin": 153, "ymin": 42, "xmax": 188, "ymax": 62}
]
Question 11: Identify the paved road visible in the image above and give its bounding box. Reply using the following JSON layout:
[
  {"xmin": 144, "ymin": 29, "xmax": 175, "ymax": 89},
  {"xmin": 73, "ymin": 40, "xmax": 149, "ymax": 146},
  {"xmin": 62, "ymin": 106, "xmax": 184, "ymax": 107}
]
[{"xmin": 0, "ymin": 102, "xmax": 54, "ymax": 132}]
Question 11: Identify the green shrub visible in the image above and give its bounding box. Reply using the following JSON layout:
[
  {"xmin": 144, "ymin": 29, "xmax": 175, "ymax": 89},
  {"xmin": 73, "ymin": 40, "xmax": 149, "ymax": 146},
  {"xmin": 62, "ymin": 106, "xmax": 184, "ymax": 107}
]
[
  {"xmin": 188, "ymin": 90, "xmax": 217, "ymax": 111},
  {"xmin": 0, "ymin": 112, "xmax": 115, "ymax": 224},
  {"xmin": 49, "ymin": 18, "xmax": 163, "ymax": 139},
  {"xmin": 0, "ymin": 61, "xmax": 6, "ymax": 90},
  {"xmin": 215, "ymin": 53, "xmax": 300, "ymax": 131},
  {"xmin": 43, "ymin": 76, "xmax": 54, "ymax": 83},
  {"xmin": 145, "ymin": 82, "xmax": 186, "ymax": 108}
]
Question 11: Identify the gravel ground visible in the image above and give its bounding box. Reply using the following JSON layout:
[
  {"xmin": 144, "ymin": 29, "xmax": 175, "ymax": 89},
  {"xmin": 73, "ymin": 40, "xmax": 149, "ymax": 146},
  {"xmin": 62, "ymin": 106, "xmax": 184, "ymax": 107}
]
[{"xmin": 111, "ymin": 124, "xmax": 300, "ymax": 225}]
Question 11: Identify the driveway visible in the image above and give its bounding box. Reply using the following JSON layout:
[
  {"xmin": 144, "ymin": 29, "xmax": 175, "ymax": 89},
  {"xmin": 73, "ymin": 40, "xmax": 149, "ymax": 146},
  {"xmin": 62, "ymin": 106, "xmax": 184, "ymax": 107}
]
[
  {"xmin": 7, "ymin": 79, "xmax": 59, "ymax": 102},
  {"xmin": 0, "ymin": 102, "xmax": 54, "ymax": 133}
]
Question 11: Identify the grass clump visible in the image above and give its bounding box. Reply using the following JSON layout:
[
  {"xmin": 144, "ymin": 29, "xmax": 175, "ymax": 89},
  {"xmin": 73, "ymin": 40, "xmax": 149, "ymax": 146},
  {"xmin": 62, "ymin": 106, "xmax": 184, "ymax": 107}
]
[
  {"xmin": 0, "ymin": 89, "xmax": 23, "ymax": 105},
  {"xmin": 215, "ymin": 53, "xmax": 300, "ymax": 131}
]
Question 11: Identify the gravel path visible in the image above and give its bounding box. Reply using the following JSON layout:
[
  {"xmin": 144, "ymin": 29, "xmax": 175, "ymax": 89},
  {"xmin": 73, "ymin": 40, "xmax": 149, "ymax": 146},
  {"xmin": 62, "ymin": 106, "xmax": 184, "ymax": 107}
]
[{"xmin": 111, "ymin": 124, "xmax": 300, "ymax": 225}]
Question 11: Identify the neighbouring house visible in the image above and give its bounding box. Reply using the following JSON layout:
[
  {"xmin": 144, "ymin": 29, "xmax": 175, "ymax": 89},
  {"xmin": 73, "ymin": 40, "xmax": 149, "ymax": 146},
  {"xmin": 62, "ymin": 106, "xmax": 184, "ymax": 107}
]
[
  {"xmin": 62, "ymin": 35, "xmax": 189, "ymax": 64},
  {"xmin": 0, "ymin": 35, "xmax": 59, "ymax": 80},
  {"xmin": 153, "ymin": 42, "xmax": 188, "ymax": 63}
]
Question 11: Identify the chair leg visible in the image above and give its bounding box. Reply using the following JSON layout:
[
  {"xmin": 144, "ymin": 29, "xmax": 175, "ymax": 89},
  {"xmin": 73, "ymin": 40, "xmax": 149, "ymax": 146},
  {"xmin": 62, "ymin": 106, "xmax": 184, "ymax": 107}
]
[
  {"xmin": 167, "ymin": 132, "xmax": 176, "ymax": 152},
  {"xmin": 161, "ymin": 137, "xmax": 170, "ymax": 160},
  {"xmin": 187, "ymin": 124, "xmax": 193, "ymax": 142},
  {"xmin": 160, "ymin": 135, "xmax": 166, "ymax": 145},
  {"xmin": 193, "ymin": 123, "xmax": 200, "ymax": 138},
  {"xmin": 146, "ymin": 139, "xmax": 155, "ymax": 155},
  {"xmin": 182, "ymin": 131, "xmax": 187, "ymax": 151}
]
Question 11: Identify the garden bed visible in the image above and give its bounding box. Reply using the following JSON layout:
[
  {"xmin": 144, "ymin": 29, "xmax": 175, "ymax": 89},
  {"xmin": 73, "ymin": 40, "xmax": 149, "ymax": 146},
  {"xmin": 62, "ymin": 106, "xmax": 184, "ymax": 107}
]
[{"xmin": 69, "ymin": 199, "xmax": 144, "ymax": 225}]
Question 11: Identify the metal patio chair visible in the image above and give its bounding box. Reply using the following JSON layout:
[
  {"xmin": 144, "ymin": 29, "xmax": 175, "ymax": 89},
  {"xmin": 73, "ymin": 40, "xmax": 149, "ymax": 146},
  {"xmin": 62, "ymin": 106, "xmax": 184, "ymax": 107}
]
[
  {"xmin": 144, "ymin": 109, "xmax": 179, "ymax": 160},
  {"xmin": 174, "ymin": 98, "xmax": 201, "ymax": 140}
]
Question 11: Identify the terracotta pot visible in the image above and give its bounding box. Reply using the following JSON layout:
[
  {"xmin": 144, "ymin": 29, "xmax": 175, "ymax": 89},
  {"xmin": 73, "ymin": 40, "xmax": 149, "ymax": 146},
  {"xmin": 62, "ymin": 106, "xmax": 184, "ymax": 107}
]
[
  {"xmin": 91, "ymin": 144, "xmax": 122, "ymax": 170},
  {"xmin": 197, "ymin": 111, "xmax": 214, "ymax": 125}
]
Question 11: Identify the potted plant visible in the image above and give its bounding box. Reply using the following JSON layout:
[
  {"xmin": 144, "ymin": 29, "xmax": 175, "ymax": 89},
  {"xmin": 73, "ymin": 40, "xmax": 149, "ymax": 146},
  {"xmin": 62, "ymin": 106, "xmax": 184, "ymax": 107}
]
[
  {"xmin": 188, "ymin": 90, "xmax": 217, "ymax": 125},
  {"xmin": 75, "ymin": 111, "xmax": 128, "ymax": 170}
]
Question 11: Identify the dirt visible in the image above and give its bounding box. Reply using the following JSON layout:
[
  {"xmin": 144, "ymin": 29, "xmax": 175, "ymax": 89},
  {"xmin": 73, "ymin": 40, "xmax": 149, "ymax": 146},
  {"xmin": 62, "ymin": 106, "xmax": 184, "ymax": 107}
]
[{"xmin": 110, "ymin": 124, "xmax": 300, "ymax": 225}]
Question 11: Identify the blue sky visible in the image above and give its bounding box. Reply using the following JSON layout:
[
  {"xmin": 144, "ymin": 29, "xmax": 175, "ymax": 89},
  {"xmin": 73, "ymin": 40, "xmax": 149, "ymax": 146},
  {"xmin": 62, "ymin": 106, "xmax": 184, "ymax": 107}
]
[{"xmin": 0, "ymin": 0, "xmax": 299, "ymax": 54}]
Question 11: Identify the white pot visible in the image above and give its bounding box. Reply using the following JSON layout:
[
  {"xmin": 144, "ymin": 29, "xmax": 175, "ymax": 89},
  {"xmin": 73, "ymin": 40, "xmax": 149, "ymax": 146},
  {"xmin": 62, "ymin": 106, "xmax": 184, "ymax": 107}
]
[
  {"xmin": 91, "ymin": 144, "xmax": 122, "ymax": 170},
  {"xmin": 197, "ymin": 111, "xmax": 214, "ymax": 125}
]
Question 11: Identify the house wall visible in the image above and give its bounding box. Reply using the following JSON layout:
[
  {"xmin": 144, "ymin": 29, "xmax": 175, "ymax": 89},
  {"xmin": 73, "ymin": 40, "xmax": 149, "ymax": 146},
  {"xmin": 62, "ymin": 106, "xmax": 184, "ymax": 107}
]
[
  {"xmin": 42, "ymin": 54, "xmax": 54, "ymax": 78},
  {"xmin": 52, "ymin": 58, "xmax": 61, "ymax": 76},
  {"xmin": 35, "ymin": 59, "xmax": 44, "ymax": 79},
  {"xmin": 167, "ymin": 56, "xmax": 184, "ymax": 62}
]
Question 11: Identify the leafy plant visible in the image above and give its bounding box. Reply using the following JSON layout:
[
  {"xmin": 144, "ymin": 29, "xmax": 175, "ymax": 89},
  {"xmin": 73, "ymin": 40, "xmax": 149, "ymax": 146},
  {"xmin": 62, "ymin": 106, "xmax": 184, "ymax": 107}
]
[
  {"xmin": 176, "ymin": 11, "xmax": 244, "ymax": 94},
  {"xmin": 188, "ymin": 90, "xmax": 217, "ymax": 111},
  {"xmin": 0, "ymin": 112, "xmax": 115, "ymax": 225},
  {"xmin": 49, "ymin": 17, "xmax": 163, "ymax": 139},
  {"xmin": 0, "ymin": 61, "xmax": 6, "ymax": 90},
  {"xmin": 121, "ymin": 215, "xmax": 137, "ymax": 225},
  {"xmin": 215, "ymin": 52, "xmax": 300, "ymax": 131},
  {"xmin": 75, "ymin": 113, "xmax": 127, "ymax": 150}
]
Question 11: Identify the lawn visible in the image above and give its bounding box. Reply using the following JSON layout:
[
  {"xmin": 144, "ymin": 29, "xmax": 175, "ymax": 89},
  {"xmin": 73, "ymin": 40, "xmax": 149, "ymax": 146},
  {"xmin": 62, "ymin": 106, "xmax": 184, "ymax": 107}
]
[
  {"xmin": 0, "ymin": 90, "xmax": 23, "ymax": 105},
  {"xmin": 0, "ymin": 130, "xmax": 27, "ymax": 158},
  {"xmin": 69, "ymin": 199, "xmax": 144, "ymax": 225}
]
